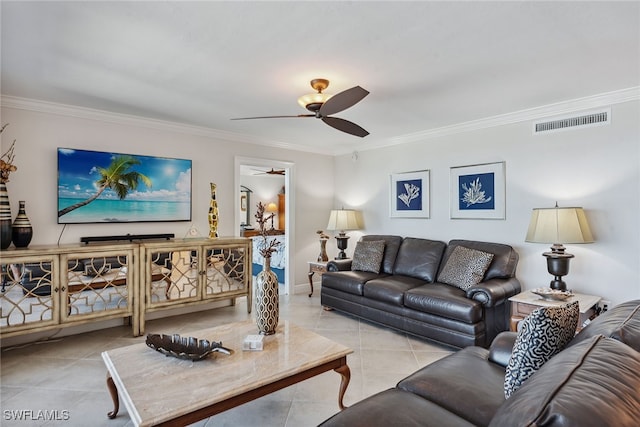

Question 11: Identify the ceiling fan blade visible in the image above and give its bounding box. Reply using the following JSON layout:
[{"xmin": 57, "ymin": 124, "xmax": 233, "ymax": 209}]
[
  {"xmin": 322, "ymin": 117, "xmax": 369, "ymax": 138},
  {"xmin": 319, "ymin": 86, "xmax": 369, "ymax": 116},
  {"xmin": 231, "ymin": 115, "xmax": 314, "ymax": 120}
]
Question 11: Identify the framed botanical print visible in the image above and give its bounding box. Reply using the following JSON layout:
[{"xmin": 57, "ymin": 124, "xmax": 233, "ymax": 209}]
[
  {"xmin": 390, "ymin": 170, "xmax": 430, "ymax": 218},
  {"xmin": 450, "ymin": 162, "xmax": 505, "ymax": 219}
]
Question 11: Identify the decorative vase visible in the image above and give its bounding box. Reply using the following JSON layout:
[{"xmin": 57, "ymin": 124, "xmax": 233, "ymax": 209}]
[
  {"xmin": 318, "ymin": 238, "xmax": 328, "ymax": 262},
  {"xmin": 208, "ymin": 183, "xmax": 219, "ymax": 238},
  {"xmin": 255, "ymin": 256, "xmax": 279, "ymax": 335},
  {"xmin": 12, "ymin": 200, "xmax": 33, "ymax": 248},
  {"xmin": 0, "ymin": 182, "xmax": 12, "ymax": 250}
]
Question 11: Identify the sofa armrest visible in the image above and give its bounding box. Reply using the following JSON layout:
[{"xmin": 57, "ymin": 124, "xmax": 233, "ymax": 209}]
[
  {"xmin": 466, "ymin": 277, "xmax": 521, "ymax": 307},
  {"xmin": 327, "ymin": 259, "xmax": 353, "ymax": 272},
  {"xmin": 488, "ymin": 331, "xmax": 517, "ymax": 367}
]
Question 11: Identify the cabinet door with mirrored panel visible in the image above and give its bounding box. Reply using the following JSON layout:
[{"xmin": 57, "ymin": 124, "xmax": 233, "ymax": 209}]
[{"xmin": 1, "ymin": 255, "xmax": 59, "ymax": 333}]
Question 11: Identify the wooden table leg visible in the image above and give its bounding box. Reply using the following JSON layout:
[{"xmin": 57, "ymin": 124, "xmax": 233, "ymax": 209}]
[
  {"xmin": 510, "ymin": 315, "xmax": 522, "ymax": 332},
  {"xmin": 307, "ymin": 270, "xmax": 314, "ymax": 297},
  {"xmin": 106, "ymin": 373, "xmax": 120, "ymax": 419},
  {"xmin": 334, "ymin": 363, "xmax": 351, "ymax": 410}
]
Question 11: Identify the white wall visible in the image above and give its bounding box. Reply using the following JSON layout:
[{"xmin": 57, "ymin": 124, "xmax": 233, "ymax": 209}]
[
  {"xmin": 3, "ymin": 99, "xmax": 638, "ymax": 304},
  {"xmin": 240, "ymin": 174, "xmax": 285, "ymax": 230},
  {"xmin": 0, "ymin": 105, "xmax": 334, "ymax": 290},
  {"xmin": 333, "ymin": 101, "xmax": 640, "ymax": 306}
]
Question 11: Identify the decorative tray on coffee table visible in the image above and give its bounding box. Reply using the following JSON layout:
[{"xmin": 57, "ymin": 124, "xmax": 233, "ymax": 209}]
[
  {"xmin": 146, "ymin": 333, "xmax": 233, "ymax": 361},
  {"xmin": 531, "ymin": 288, "xmax": 574, "ymax": 301}
]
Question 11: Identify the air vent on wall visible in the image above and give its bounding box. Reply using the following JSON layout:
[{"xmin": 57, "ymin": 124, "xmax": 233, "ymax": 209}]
[{"xmin": 533, "ymin": 109, "xmax": 610, "ymax": 134}]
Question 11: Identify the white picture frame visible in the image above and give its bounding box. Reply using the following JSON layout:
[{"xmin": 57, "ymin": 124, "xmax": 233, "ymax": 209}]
[
  {"xmin": 450, "ymin": 162, "xmax": 505, "ymax": 219},
  {"xmin": 390, "ymin": 170, "xmax": 430, "ymax": 218}
]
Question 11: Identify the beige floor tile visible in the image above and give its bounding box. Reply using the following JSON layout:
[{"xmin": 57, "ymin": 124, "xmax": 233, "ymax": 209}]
[{"xmin": 1, "ymin": 293, "xmax": 454, "ymax": 426}]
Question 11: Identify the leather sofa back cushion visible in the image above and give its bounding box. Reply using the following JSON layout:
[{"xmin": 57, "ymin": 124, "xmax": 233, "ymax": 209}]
[
  {"xmin": 442, "ymin": 240, "xmax": 518, "ymax": 280},
  {"xmin": 351, "ymin": 240, "xmax": 386, "ymax": 273},
  {"xmin": 362, "ymin": 235, "xmax": 403, "ymax": 275},
  {"xmin": 490, "ymin": 336, "xmax": 640, "ymax": 427},
  {"xmin": 393, "ymin": 238, "xmax": 446, "ymax": 281},
  {"xmin": 568, "ymin": 299, "xmax": 640, "ymax": 352}
]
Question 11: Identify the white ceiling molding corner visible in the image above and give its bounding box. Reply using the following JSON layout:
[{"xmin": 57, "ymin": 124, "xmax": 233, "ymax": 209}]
[
  {"xmin": 0, "ymin": 95, "xmax": 335, "ymax": 156},
  {"xmin": 373, "ymin": 87, "xmax": 640, "ymax": 152},
  {"xmin": 2, "ymin": 86, "xmax": 638, "ymax": 158}
]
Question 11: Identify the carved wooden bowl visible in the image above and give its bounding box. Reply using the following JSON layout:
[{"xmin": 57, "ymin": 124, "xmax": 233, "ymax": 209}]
[{"xmin": 145, "ymin": 333, "xmax": 233, "ymax": 361}]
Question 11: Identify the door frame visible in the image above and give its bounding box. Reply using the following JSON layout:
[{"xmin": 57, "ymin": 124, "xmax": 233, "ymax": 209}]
[{"xmin": 235, "ymin": 156, "xmax": 294, "ymax": 295}]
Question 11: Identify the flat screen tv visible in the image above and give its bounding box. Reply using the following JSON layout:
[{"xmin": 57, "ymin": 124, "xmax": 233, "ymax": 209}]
[{"xmin": 57, "ymin": 148, "xmax": 192, "ymax": 224}]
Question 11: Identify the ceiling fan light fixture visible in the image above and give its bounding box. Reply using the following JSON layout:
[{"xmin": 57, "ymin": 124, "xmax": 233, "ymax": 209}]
[
  {"xmin": 297, "ymin": 78, "xmax": 332, "ymax": 112},
  {"xmin": 297, "ymin": 92, "xmax": 331, "ymax": 111}
]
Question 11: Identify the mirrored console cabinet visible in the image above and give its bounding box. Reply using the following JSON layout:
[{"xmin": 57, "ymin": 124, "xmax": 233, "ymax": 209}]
[{"xmin": 0, "ymin": 237, "xmax": 251, "ymax": 339}]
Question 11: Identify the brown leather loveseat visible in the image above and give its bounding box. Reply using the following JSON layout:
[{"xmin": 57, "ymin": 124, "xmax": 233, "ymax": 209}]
[{"xmin": 321, "ymin": 235, "xmax": 520, "ymax": 348}]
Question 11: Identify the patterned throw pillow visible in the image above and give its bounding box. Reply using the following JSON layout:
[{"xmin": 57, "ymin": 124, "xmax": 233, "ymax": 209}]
[
  {"xmin": 351, "ymin": 240, "xmax": 386, "ymax": 274},
  {"xmin": 504, "ymin": 301, "xmax": 580, "ymax": 398},
  {"xmin": 437, "ymin": 246, "xmax": 494, "ymax": 290}
]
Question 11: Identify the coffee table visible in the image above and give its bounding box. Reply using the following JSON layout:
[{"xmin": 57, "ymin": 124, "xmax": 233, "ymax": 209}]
[{"xmin": 101, "ymin": 320, "xmax": 353, "ymax": 426}]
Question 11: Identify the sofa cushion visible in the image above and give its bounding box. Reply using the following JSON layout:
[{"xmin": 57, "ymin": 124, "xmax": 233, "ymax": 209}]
[
  {"xmin": 490, "ymin": 335, "xmax": 640, "ymax": 427},
  {"xmin": 398, "ymin": 346, "xmax": 506, "ymax": 427},
  {"xmin": 351, "ymin": 240, "xmax": 385, "ymax": 274},
  {"xmin": 404, "ymin": 283, "xmax": 483, "ymax": 324},
  {"xmin": 392, "ymin": 238, "xmax": 446, "ymax": 282},
  {"xmin": 361, "ymin": 235, "xmax": 403, "ymax": 275},
  {"xmin": 319, "ymin": 388, "xmax": 477, "ymax": 427},
  {"xmin": 504, "ymin": 301, "xmax": 579, "ymax": 398},
  {"xmin": 441, "ymin": 240, "xmax": 518, "ymax": 280},
  {"xmin": 568, "ymin": 299, "xmax": 640, "ymax": 352},
  {"xmin": 321, "ymin": 270, "xmax": 385, "ymax": 296},
  {"xmin": 363, "ymin": 275, "xmax": 427, "ymax": 306},
  {"xmin": 437, "ymin": 246, "xmax": 494, "ymax": 290}
]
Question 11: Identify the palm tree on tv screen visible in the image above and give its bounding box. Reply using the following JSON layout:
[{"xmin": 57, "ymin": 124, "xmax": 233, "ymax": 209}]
[{"xmin": 58, "ymin": 155, "xmax": 152, "ymax": 218}]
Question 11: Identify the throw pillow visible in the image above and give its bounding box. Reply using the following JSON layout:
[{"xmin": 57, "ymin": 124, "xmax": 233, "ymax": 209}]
[
  {"xmin": 437, "ymin": 246, "xmax": 494, "ymax": 290},
  {"xmin": 351, "ymin": 240, "xmax": 386, "ymax": 274},
  {"xmin": 504, "ymin": 300, "xmax": 580, "ymax": 398}
]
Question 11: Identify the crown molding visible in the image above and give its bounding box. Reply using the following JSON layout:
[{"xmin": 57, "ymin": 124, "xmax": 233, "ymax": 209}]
[
  {"xmin": 3, "ymin": 87, "xmax": 638, "ymax": 157},
  {"xmin": 380, "ymin": 86, "xmax": 640, "ymax": 149},
  {"xmin": 0, "ymin": 95, "xmax": 333, "ymax": 155}
]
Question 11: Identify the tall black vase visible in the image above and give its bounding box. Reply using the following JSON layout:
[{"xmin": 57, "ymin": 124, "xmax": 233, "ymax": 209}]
[
  {"xmin": 0, "ymin": 182, "xmax": 12, "ymax": 249},
  {"xmin": 12, "ymin": 200, "xmax": 33, "ymax": 248}
]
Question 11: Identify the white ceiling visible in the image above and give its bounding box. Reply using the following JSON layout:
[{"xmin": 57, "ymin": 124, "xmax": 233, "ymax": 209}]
[{"xmin": 2, "ymin": 1, "xmax": 639, "ymax": 155}]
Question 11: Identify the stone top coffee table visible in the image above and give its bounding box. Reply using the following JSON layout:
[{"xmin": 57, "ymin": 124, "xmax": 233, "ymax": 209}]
[{"xmin": 101, "ymin": 320, "xmax": 353, "ymax": 426}]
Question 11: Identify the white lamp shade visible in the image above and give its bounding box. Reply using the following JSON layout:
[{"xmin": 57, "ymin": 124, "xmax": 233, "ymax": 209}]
[
  {"xmin": 326, "ymin": 209, "xmax": 361, "ymax": 232},
  {"xmin": 525, "ymin": 207, "xmax": 594, "ymax": 244},
  {"xmin": 265, "ymin": 202, "xmax": 278, "ymax": 213}
]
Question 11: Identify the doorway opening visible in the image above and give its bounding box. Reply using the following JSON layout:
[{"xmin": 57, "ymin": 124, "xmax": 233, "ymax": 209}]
[{"xmin": 235, "ymin": 157, "xmax": 294, "ymax": 295}]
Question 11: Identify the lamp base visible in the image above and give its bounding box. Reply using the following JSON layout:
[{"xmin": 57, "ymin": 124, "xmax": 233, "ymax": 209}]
[
  {"xmin": 335, "ymin": 234, "xmax": 350, "ymax": 260},
  {"xmin": 543, "ymin": 250, "xmax": 575, "ymax": 292},
  {"xmin": 549, "ymin": 277, "xmax": 568, "ymax": 291}
]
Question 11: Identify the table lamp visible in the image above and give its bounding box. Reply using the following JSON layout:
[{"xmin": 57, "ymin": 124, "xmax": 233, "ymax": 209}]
[
  {"xmin": 326, "ymin": 209, "xmax": 361, "ymax": 259},
  {"xmin": 525, "ymin": 203, "xmax": 594, "ymax": 291},
  {"xmin": 265, "ymin": 202, "xmax": 278, "ymax": 230}
]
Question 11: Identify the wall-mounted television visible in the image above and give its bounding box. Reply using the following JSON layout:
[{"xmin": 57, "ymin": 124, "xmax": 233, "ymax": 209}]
[{"xmin": 57, "ymin": 148, "xmax": 192, "ymax": 224}]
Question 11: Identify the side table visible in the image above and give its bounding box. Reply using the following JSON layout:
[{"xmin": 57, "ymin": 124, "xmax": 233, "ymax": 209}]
[
  {"xmin": 307, "ymin": 261, "xmax": 328, "ymax": 297},
  {"xmin": 509, "ymin": 290, "xmax": 601, "ymax": 333}
]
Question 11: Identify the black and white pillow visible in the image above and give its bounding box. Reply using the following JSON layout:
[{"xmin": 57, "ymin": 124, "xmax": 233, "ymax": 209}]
[
  {"xmin": 437, "ymin": 245, "xmax": 494, "ymax": 290},
  {"xmin": 351, "ymin": 240, "xmax": 386, "ymax": 274},
  {"xmin": 504, "ymin": 300, "xmax": 579, "ymax": 398}
]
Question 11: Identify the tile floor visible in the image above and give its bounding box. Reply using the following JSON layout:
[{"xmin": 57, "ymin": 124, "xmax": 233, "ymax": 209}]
[{"xmin": 1, "ymin": 293, "xmax": 454, "ymax": 426}]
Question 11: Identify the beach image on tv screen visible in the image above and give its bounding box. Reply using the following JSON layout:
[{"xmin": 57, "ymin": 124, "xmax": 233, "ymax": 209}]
[{"xmin": 57, "ymin": 148, "xmax": 192, "ymax": 223}]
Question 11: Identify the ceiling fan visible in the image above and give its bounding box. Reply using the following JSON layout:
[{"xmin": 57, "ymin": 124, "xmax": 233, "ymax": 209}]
[
  {"xmin": 232, "ymin": 79, "xmax": 369, "ymax": 138},
  {"xmin": 252, "ymin": 168, "xmax": 286, "ymax": 176}
]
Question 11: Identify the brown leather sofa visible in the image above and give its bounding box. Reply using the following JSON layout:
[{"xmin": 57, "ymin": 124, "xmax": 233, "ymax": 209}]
[
  {"xmin": 321, "ymin": 235, "xmax": 520, "ymax": 348},
  {"xmin": 320, "ymin": 300, "xmax": 640, "ymax": 427}
]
